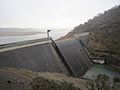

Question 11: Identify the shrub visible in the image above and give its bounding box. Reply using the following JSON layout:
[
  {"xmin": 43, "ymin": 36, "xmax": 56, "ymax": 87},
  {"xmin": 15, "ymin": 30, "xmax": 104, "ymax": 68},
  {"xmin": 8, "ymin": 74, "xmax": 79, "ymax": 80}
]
[{"xmin": 30, "ymin": 77, "xmax": 80, "ymax": 90}]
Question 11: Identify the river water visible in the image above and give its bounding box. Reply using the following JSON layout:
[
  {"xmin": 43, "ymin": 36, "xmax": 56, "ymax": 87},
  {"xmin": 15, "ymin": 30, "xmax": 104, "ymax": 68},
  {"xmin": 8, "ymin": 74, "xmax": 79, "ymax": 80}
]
[{"xmin": 83, "ymin": 64, "xmax": 120, "ymax": 80}]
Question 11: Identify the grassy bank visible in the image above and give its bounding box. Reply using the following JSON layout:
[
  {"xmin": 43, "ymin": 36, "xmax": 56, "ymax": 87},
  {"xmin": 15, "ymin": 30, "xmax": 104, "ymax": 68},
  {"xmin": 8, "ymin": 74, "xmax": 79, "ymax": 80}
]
[{"xmin": 0, "ymin": 67, "xmax": 88, "ymax": 90}]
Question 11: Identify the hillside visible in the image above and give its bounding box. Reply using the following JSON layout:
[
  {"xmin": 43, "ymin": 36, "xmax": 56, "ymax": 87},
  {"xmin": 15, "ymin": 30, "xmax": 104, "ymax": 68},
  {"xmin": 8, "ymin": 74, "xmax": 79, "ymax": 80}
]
[
  {"xmin": 0, "ymin": 68, "xmax": 120, "ymax": 90},
  {"xmin": 0, "ymin": 68, "xmax": 88, "ymax": 90},
  {"xmin": 64, "ymin": 5, "xmax": 120, "ymax": 57},
  {"xmin": 68, "ymin": 5, "xmax": 120, "ymax": 34}
]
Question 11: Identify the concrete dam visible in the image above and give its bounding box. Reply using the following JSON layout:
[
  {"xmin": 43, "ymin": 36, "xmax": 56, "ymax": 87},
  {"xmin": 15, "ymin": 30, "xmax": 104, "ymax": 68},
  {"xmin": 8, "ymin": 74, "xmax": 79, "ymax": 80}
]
[{"xmin": 0, "ymin": 37, "xmax": 92, "ymax": 77}]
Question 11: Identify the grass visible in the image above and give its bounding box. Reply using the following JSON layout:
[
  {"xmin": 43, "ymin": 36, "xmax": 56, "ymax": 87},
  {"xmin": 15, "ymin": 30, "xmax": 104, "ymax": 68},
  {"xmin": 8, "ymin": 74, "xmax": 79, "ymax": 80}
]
[
  {"xmin": 30, "ymin": 77, "xmax": 81, "ymax": 90},
  {"xmin": 0, "ymin": 67, "xmax": 88, "ymax": 90},
  {"xmin": 88, "ymin": 30, "xmax": 120, "ymax": 57}
]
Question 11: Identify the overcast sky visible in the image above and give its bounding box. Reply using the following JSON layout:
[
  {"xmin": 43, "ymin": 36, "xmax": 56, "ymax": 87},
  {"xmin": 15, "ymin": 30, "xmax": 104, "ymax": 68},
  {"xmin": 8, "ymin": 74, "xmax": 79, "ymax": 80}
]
[{"xmin": 0, "ymin": 0, "xmax": 120, "ymax": 29}]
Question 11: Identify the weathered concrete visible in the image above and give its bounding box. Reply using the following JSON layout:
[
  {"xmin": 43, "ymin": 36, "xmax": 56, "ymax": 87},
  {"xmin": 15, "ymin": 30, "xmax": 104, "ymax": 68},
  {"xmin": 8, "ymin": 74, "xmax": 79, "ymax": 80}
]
[
  {"xmin": 55, "ymin": 38, "xmax": 92, "ymax": 77},
  {"xmin": 0, "ymin": 37, "xmax": 93, "ymax": 77},
  {"xmin": 75, "ymin": 33, "xmax": 90, "ymax": 48},
  {"xmin": 0, "ymin": 38, "xmax": 67, "ymax": 74}
]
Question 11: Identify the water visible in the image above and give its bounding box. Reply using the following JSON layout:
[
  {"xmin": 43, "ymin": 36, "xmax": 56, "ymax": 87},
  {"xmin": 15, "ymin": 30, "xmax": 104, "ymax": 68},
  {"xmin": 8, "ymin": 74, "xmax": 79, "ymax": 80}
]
[
  {"xmin": 83, "ymin": 64, "xmax": 120, "ymax": 80},
  {"xmin": 0, "ymin": 29, "xmax": 70, "ymax": 45}
]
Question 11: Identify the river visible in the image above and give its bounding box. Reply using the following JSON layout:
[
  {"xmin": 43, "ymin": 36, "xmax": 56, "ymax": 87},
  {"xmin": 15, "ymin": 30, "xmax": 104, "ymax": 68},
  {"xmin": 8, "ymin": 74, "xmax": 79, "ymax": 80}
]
[{"xmin": 83, "ymin": 64, "xmax": 120, "ymax": 81}]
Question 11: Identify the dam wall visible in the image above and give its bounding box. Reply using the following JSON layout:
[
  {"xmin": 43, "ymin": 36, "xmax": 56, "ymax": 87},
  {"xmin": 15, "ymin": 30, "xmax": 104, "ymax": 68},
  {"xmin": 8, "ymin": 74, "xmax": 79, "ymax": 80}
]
[
  {"xmin": 0, "ymin": 38, "xmax": 68, "ymax": 74},
  {"xmin": 0, "ymin": 37, "xmax": 92, "ymax": 77}
]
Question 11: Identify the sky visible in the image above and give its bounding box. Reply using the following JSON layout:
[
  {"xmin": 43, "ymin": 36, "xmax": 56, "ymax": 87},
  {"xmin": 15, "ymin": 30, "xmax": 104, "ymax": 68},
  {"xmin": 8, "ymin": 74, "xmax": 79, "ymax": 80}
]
[{"xmin": 0, "ymin": 0, "xmax": 120, "ymax": 29}]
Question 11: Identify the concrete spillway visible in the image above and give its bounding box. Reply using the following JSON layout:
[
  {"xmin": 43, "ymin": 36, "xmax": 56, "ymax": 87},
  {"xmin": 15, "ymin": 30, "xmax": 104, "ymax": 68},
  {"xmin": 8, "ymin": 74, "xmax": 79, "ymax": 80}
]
[
  {"xmin": 0, "ymin": 37, "xmax": 92, "ymax": 77},
  {"xmin": 55, "ymin": 38, "xmax": 92, "ymax": 76}
]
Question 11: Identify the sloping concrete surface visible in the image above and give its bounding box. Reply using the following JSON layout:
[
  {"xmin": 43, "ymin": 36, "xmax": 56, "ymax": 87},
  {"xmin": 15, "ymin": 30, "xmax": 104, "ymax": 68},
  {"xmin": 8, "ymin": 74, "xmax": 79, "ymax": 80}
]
[
  {"xmin": 55, "ymin": 38, "xmax": 92, "ymax": 77},
  {"xmin": 0, "ymin": 37, "xmax": 92, "ymax": 77},
  {"xmin": 0, "ymin": 38, "xmax": 67, "ymax": 74}
]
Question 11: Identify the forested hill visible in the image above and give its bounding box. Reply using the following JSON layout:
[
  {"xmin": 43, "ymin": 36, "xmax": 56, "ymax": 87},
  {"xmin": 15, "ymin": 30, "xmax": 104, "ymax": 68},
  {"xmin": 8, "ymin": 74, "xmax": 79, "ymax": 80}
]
[
  {"xmin": 67, "ymin": 5, "xmax": 120, "ymax": 35},
  {"xmin": 64, "ymin": 5, "xmax": 120, "ymax": 57}
]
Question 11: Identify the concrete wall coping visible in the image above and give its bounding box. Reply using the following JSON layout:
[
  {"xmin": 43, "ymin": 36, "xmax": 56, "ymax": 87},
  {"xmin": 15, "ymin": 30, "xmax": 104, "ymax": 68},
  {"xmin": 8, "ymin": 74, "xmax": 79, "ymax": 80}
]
[{"xmin": 0, "ymin": 38, "xmax": 52, "ymax": 52}]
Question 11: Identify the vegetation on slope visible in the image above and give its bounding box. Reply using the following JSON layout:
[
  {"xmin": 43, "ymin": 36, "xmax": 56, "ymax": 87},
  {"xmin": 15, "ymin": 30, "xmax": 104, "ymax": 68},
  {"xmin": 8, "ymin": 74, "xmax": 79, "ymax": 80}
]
[
  {"xmin": 0, "ymin": 68, "xmax": 88, "ymax": 90},
  {"xmin": 68, "ymin": 5, "xmax": 120, "ymax": 34},
  {"xmin": 31, "ymin": 77, "xmax": 80, "ymax": 90},
  {"xmin": 64, "ymin": 5, "xmax": 120, "ymax": 58},
  {"xmin": 87, "ymin": 74, "xmax": 120, "ymax": 90},
  {"xmin": 89, "ymin": 30, "xmax": 120, "ymax": 57},
  {"xmin": 0, "ymin": 68, "xmax": 120, "ymax": 90}
]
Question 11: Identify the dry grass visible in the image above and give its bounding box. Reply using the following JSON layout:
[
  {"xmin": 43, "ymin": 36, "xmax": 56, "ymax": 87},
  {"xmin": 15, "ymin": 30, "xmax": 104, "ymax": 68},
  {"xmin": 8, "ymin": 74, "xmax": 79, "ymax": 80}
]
[
  {"xmin": 38, "ymin": 72, "xmax": 88, "ymax": 90},
  {"xmin": 0, "ymin": 67, "xmax": 89, "ymax": 90},
  {"xmin": 88, "ymin": 31, "xmax": 120, "ymax": 57},
  {"xmin": 0, "ymin": 67, "xmax": 38, "ymax": 80}
]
